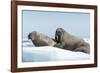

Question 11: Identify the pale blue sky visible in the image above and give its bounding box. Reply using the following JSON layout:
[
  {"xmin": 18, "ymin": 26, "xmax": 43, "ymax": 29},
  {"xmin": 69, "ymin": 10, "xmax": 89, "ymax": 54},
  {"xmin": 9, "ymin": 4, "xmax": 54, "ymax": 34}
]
[{"xmin": 22, "ymin": 10, "xmax": 90, "ymax": 39}]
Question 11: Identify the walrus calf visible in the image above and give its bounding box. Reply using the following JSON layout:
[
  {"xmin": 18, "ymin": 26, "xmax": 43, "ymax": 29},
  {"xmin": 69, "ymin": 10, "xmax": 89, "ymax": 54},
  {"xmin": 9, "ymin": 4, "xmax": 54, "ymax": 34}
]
[
  {"xmin": 28, "ymin": 31, "xmax": 56, "ymax": 46},
  {"xmin": 54, "ymin": 28, "xmax": 90, "ymax": 54}
]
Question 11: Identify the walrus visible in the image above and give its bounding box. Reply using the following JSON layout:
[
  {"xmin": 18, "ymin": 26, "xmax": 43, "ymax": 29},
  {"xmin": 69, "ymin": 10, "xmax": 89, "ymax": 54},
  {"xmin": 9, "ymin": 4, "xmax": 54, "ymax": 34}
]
[
  {"xmin": 54, "ymin": 28, "xmax": 90, "ymax": 54},
  {"xmin": 28, "ymin": 31, "xmax": 56, "ymax": 46}
]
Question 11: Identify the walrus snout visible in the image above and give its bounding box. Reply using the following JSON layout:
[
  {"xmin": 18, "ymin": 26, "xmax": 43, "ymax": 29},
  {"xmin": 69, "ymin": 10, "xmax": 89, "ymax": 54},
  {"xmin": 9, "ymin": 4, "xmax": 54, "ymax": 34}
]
[
  {"xmin": 55, "ymin": 28, "xmax": 64, "ymax": 43},
  {"xmin": 28, "ymin": 33, "xmax": 31, "ymax": 39}
]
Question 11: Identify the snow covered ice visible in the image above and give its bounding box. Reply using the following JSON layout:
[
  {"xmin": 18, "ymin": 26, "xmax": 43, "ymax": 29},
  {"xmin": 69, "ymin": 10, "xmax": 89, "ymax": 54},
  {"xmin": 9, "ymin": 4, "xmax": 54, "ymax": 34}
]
[{"xmin": 22, "ymin": 38, "xmax": 90, "ymax": 62}]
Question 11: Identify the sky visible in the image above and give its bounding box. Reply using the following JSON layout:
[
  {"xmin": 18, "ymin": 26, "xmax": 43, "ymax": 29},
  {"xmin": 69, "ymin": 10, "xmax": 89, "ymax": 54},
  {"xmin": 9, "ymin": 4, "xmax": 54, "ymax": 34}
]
[{"xmin": 22, "ymin": 10, "xmax": 90, "ymax": 39}]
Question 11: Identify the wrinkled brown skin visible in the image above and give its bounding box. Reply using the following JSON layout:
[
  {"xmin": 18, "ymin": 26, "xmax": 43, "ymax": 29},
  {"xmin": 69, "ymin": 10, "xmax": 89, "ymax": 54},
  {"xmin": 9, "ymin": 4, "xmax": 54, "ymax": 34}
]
[
  {"xmin": 28, "ymin": 29, "xmax": 90, "ymax": 54},
  {"xmin": 54, "ymin": 28, "xmax": 90, "ymax": 54},
  {"xmin": 28, "ymin": 31, "xmax": 56, "ymax": 46}
]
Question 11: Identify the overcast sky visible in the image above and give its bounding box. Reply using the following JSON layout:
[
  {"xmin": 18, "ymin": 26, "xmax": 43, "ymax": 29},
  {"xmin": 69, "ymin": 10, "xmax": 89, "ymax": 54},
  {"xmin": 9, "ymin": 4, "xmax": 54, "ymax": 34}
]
[{"xmin": 22, "ymin": 10, "xmax": 90, "ymax": 39}]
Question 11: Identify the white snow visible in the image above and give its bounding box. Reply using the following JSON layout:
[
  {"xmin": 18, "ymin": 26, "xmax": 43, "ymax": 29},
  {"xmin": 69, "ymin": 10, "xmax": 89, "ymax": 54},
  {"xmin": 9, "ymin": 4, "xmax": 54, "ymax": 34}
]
[
  {"xmin": 22, "ymin": 38, "xmax": 90, "ymax": 62},
  {"xmin": 23, "ymin": 46, "xmax": 90, "ymax": 62},
  {"xmin": 83, "ymin": 38, "xmax": 90, "ymax": 43}
]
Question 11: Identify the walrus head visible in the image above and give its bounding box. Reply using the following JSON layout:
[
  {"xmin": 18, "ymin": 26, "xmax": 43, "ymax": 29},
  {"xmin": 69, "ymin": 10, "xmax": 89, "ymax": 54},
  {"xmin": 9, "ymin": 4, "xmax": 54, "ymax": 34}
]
[
  {"xmin": 28, "ymin": 31, "xmax": 37, "ymax": 40},
  {"xmin": 55, "ymin": 28, "xmax": 64, "ymax": 43},
  {"xmin": 28, "ymin": 31, "xmax": 57, "ymax": 46},
  {"xmin": 28, "ymin": 31, "xmax": 44, "ymax": 46}
]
